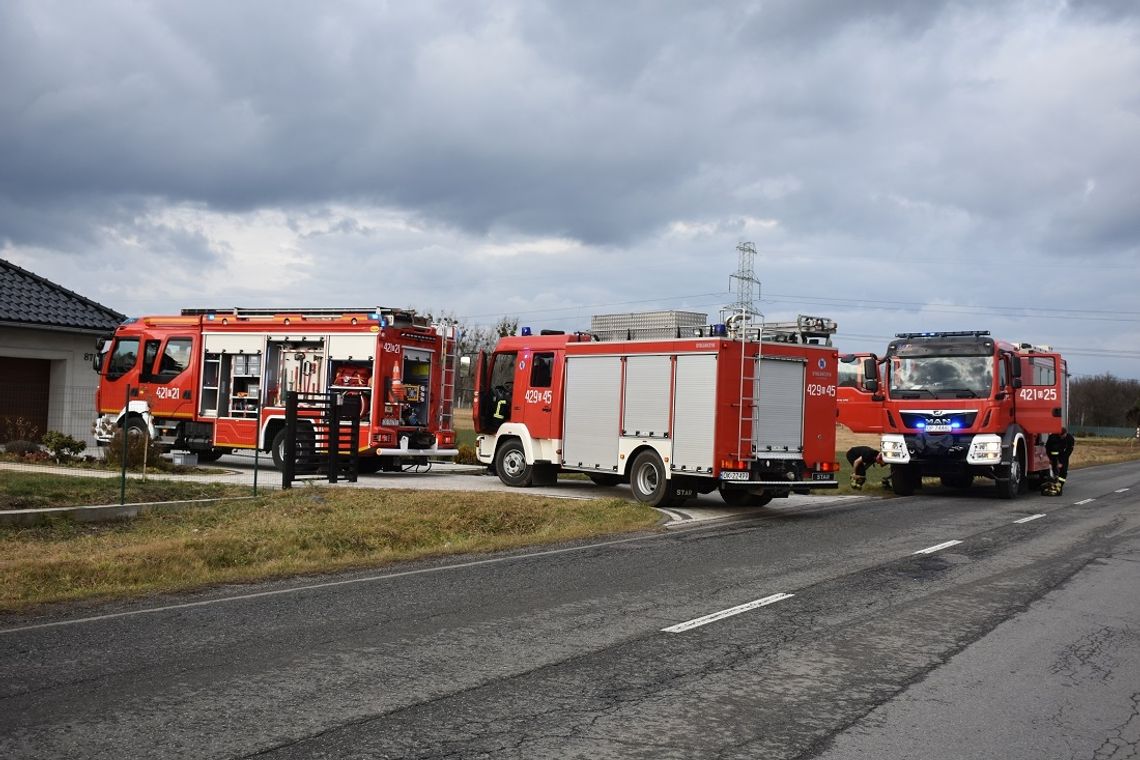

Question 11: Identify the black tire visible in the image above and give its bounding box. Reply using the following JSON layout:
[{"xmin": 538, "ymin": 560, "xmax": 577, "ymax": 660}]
[
  {"xmin": 629, "ymin": 450, "xmax": 676, "ymax": 507},
  {"xmin": 357, "ymin": 457, "xmax": 384, "ymax": 474},
  {"xmin": 588, "ymin": 473, "xmax": 622, "ymax": 487},
  {"xmin": 495, "ymin": 440, "xmax": 533, "ymax": 487},
  {"xmin": 996, "ymin": 447, "xmax": 1024, "ymax": 500},
  {"xmin": 940, "ymin": 473, "xmax": 973, "ymax": 490},
  {"xmin": 891, "ymin": 464, "xmax": 920, "ymax": 496},
  {"xmin": 719, "ymin": 487, "xmax": 775, "ymax": 507},
  {"xmin": 123, "ymin": 417, "xmax": 149, "ymax": 441},
  {"xmin": 272, "ymin": 426, "xmax": 315, "ymax": 471},
  {"xmin": 195, "ymin": 448, "xmax": 229, "ymax": 463}
]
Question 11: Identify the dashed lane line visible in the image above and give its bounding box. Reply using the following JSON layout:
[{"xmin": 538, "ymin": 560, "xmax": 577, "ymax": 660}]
[
  {"xmin": 662, "ymin": 593, "xmax": 795, "ymax": 634},
  {"xmin": 1074, "ymin": 498, "xmax": 1096, "ymax": 505},
  {"xmin": 913, "ymin": 540, "xmax": 964, "ymax": 555},
  {"xmin": 1014, "ymin": 514, "xmax": 1047, "ymax": 524},
  {"xmin": 1115, "ymin": 488, "xmax": 1130, "ymax": 493}
]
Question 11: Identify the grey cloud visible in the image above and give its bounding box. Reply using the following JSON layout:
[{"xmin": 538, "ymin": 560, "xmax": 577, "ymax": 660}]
[{"xmin": 1, "ymin": 0, "xmax": 1139, "ymax": 378}]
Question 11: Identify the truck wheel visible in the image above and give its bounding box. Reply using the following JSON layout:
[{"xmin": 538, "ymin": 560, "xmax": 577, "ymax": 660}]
[
  {"xmin": 195, "ymin": 448, "xmax": 230, "ymax": 463},
  {"xmin": 996, "ymin": 448, "xmax": 1024, "ymax": 500},
  {"xmin": 495, "ymin": 440, "xmax": 533, "ymax": 487},
  {"xmin": 272, "ymin": 426, "xmax": 315, "ymax": 471},
  {"xmin": 629, "ymin": 450, "xmax": 677, "ymax": 507},
  {"xmin": 588, "ymin": 473, "xmax": 621, "ymax": 487},
  {"xmin": 357, "ymin": 457, "xmax": 384, "ymax": 474},
  {"xmin": 890, "ymin": 464, "xmax": 920, "ymax": 496},
  {"xmin": 123, "ymin": 417, "xmax": 149, "ymax": 441},
  {"xmin": 719, "ymin": 487, "xmax": 774, "ymax": 507}
]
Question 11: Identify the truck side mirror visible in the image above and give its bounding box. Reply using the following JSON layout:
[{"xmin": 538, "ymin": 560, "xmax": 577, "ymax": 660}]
[
  {"xmin": 862, "ymin": 356, "xmax": 879, "ymax": 393},
  {"xmin": 1010, "ymin": 357, "xmax": 1022, "ymax": 379}
]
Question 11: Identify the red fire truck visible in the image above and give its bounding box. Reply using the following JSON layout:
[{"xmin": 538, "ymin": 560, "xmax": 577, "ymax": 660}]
[
  {"xmin": 837, "ymin": 331, "xmax": 1068, "ymax": 498},
  {"xmin": 93, "ymin": 307, "xmax": 459, "ymax": 471},
  {"xmin": 472, "ymin": 313, "xmax": 842, "ymax": 508}
]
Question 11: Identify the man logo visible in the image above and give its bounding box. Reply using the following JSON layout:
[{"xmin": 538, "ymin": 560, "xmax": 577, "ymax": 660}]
[{"xmin": 818, "ymin": 358, "xmax": 827, "ymax": 369}]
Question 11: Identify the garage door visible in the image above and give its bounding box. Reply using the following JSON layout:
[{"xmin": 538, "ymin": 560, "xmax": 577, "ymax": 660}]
[{"xmin": 0, "ymin": 357, "xmax": 50, "ymax": 442}]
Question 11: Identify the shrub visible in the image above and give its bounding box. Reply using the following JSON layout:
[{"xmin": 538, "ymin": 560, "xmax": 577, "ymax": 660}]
[
  {"xmin": 1, "ymin": 416, "xmax": 41, "ymax": 443},
  {"xmin": 455, "ymin": 444, "xmax": 478, "ymax": 465},
  {"xmin": 4, "ymin": 439, "xmax": 41, "ymax": 456},
  {"xmin": 104, "ymin": 429, "xmax": 169, "ymax": 470},
  {"xmin": 41, "ymin": 431, "xmax": 87, "ymax": 463}
]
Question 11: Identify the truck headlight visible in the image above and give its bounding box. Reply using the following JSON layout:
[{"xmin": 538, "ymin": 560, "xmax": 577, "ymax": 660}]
[
  {"xmin": 967, "ymin": 435, "xmax": 1003, "ymax": 464},
  {"xmin": 880, "ymin": 435, "xmax": 909, "ymax": 464}
]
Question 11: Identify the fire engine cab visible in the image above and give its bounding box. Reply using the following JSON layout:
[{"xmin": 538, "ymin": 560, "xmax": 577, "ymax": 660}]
[
  {"xmin": 473, "ymin": 313, "xmax": 842, "ymax": 508},
  {"xmin": 93, "ymin": 307, "xmax": 459, "ymax": 471},
  {"xmin": 838, "ymin": 330, "xmax": 1068, "ymax": 498}
]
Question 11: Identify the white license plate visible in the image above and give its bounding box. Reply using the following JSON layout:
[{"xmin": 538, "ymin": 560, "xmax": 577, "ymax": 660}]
[
  {"xmin": 720, "ymin": 471, "xmax": 751, "ymax": 481},
  {"xmin": 925, "ymin": 424, "xmax": 951, "ymax": 433}
]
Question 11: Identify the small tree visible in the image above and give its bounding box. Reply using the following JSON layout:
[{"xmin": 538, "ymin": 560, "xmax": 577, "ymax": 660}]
[{"xmin": 41, "ymin": 431, "xmax": 87, "ymax": 463}]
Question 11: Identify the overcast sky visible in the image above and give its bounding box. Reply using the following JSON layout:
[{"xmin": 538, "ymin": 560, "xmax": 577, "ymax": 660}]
[{"xmin": 2, "ymin": 0, "xmax": 1138, "ymax": 377}]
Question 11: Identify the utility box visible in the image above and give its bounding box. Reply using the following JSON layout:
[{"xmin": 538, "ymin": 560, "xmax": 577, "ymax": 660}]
[{"xmin": 171, "ymin": 451, "xmax": 198, "ymax": 466}]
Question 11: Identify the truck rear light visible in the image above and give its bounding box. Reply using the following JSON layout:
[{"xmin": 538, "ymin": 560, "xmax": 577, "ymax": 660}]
[
  {"xmin": 817, "ymin": 461, "xmax": 840, "ymax": 473},
  {"xmin": 721, "ymin": 459, "xmax": 748, "ymax": 471},
  {"xmin": 436, "ymin": 431, "xmax": 455, "ymax": 446}
]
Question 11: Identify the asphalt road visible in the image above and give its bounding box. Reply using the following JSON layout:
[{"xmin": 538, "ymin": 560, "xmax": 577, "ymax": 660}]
[{"xmin": 2, "ymin": 461, "xmax": 1138, "ymax": 759}]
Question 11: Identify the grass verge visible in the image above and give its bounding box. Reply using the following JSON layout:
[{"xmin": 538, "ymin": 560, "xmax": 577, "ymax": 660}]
[
  {"xmin": 0, "ymin": 483, "xmax": 658, "ymax": 611},
  {"xmin": 0, "ymin": 472, "xmax": 253, "ymax": 510}
]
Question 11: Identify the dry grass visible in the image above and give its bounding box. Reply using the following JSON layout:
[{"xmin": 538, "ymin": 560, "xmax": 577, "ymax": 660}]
[{"xmin": 0, "ymin": 487, "xmax": 657, "ymax": 611}]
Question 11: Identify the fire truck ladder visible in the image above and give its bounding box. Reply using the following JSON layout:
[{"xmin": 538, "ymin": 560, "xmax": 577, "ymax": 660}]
[{"xmin": 436, "ymin": 322, "xmax": 460, "ymax": 431}]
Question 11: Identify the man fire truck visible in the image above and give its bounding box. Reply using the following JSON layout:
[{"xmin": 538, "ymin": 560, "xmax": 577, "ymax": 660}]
[
  {"xmin": 93, "ymin": 307, "xmax": 459, "ymax": 471},
  {"xmin": 837, "ymin": 331, "xmax": 1068, "ymax": 498},
  {"xmin": 472, "ymin": 312, "xmax": 842, "ymax": 508}
]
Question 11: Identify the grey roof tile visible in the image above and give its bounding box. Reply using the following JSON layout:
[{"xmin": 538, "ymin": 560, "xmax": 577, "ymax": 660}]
[{"xmin": 0, "ymin": 259, "xmax": 125, "ymax": 332}]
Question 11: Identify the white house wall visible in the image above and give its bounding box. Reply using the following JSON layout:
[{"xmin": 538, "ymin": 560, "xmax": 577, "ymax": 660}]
[{"xmin": 0, "ymin": 326, "xmax": 104, "ymax": 447}]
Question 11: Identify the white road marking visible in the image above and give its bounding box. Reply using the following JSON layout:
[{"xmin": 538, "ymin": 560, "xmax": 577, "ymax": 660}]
[
  {"xmin": 1074, "ymin": 498, "xmax": 1095, "ymax": 505},
  {"xmin": 1014, "ymin": 514, "xmax": 1047, "ymax": 524},
  {"xmin": 913, "ymin": 540, "xmax": 963, "ymax": 555},
  {"xmin": 662, "ymin": 593, "xmax": 794, "ymax": 634},
  {"xmin": 1115, "ymin": 488, "xmax": 1130, "ymax": 493}
]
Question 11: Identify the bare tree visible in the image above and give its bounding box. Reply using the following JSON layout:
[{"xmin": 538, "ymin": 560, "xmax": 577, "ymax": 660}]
[{"xmin": 1069, "ymin": 373, "xmax": 1140, "ymax": 427}]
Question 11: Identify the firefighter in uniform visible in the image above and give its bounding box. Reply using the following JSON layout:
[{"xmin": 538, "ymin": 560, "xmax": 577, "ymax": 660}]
[
  {"xmin": 846, "ymin": 445, "xmax": 884, "ymax": 490},
  {"xmin": 1043, "ymin": 427, "xmax": 1075, "ymax": 496}
]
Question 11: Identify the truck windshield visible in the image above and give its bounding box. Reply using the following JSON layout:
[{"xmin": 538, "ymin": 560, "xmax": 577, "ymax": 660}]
[{"xmin": 889, "ymin": 355, "xmax": 993, "ymax": 399}]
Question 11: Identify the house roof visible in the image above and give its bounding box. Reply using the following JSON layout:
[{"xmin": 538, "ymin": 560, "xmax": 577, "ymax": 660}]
[{"xmin": 0, "ymin": 259, "xmax": 125, "ymax": 332}]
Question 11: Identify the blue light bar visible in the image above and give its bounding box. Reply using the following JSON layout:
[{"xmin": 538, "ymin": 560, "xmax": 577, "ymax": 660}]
[{"xmin": 521, "ymin": 326, "xmax": 532, "ymax": 336}]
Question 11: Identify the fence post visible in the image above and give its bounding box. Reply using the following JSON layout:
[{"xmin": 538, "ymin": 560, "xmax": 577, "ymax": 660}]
[
  {"xmin": 283, "ymin": 391, "xmax": 297, "ymax": 489},
  {"xmin": 252, "ymin": 421, "xmax": 260, "ymax": 496},
  {"xmin": 119, "ymin": 384, "xmax": 130, "ymax": 505},
  {"xmin": 328, "ymin": 394, "xmax": 340, "ymax": 484}
]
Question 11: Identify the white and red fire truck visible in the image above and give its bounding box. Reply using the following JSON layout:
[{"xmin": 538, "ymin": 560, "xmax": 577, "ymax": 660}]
[
  {"xmin": 93, "ymin": 307, "xmax": 459, "ymax": 471},
  {"xmin": 472, "ymin": 313, "xmax": 842, "ymax": 508},
  {"xmin": 837, "ymin": 330, "xmax": 1068, "ymax": 498}
]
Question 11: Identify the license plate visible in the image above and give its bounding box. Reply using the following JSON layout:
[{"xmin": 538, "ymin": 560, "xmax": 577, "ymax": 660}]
[
  {"xmin": 720, "ymin": 471, "xmax": 751, "ymax": 481},
  {"xmin": 925, "ymin": 424, "xmax": 951, "ymax": 433},
  {"xmin": 811, "ymin": 472, "xmax": 834, "ymax": 481}
]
